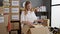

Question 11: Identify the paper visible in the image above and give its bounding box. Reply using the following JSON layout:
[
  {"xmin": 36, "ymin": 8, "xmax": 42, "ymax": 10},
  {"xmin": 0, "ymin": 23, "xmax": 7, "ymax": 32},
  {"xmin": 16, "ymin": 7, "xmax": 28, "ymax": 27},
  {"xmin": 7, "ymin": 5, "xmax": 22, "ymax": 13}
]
[
  {"xmin": 12, "ymin": 1, "xmax": 19, "ymax": 6},
  {"xmin": 11, "ymin": 8, "xmax": 19, "ymax": 13},
  {"xmin": 40, "ymin": 6, "xmax": 46, "ymax": 12},
  {"xmin": 0, "ymin": 17, "xmax": 4, "ymax": 23},
  {"xmin": 4, "ymin": 8, "xmax": 9, "ymax": 13},
  {"xmin": 12, "ymin": 15, "xmax": 19, "ymax": 20}
]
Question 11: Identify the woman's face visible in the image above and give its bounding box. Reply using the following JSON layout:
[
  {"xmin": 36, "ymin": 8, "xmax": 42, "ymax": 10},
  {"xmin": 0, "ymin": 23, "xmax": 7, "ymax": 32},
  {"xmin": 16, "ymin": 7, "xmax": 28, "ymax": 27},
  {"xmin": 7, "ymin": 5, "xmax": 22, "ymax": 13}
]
[{"xmin": 26, "ymin": 3, "xmax": 32, "ymax": 10}]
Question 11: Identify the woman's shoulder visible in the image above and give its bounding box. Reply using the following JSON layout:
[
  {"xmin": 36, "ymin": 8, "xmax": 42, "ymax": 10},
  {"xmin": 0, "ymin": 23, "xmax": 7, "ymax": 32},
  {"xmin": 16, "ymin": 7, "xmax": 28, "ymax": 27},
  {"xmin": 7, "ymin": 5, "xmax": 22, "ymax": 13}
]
[{"xmin": 21, "ymin": 10, "xmax": 25, "ymax": 14}]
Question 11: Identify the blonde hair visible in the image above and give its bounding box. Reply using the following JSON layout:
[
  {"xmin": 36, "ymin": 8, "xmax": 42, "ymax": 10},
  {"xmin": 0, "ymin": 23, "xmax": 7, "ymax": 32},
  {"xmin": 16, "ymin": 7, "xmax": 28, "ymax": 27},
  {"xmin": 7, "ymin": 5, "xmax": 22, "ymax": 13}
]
[{"xmin": 24, "ymin": 1, "xmax": 33, "ymax": 15}]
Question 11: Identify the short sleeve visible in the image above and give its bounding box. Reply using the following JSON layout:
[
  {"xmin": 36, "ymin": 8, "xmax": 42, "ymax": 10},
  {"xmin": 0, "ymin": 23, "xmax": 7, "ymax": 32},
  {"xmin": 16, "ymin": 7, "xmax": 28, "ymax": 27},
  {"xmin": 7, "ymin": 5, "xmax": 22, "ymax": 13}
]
[
  {"xmin": 21, "ymin": 11, "xmax": 25, "ymax": 22},
  {"xmin": 32, "ymin": 11, "xmax": 37, "ymax": 20}
]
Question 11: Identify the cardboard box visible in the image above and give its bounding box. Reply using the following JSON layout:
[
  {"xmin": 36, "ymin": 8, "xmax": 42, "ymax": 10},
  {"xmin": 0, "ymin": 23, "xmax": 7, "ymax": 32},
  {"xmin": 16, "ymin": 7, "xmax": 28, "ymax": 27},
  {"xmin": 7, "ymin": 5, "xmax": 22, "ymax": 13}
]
[
  {"xmin": 11, "ymin": 14, "xmax": 19, "ymax": 21},
  {"xmin": 30, "ymin": 27, "xmax": 50, "ymax": 34},
  {"xmin": 11, "ymin": 1, "xmax": 19, "ymax": 6},
  {"xmin": 22, "ymin": 24, "xmax": 50, "ymax": 34},
  {"xmin": 14, "ymin": 23, "xmax": 19, "ymax": 30},
  {"xmin": 12, "ymin": 0, "xmax": 19, "ymax": 1},
  {"xmin": 0, "ymin": 15, "xmax": 9, "ymax": 34},
  {"xmin": 11, "ymin": 7, "xmax": 19, "ymax": 13},
  {"xmin": 11, "ymin": 22, "xmax": 19, "ymax": 30},
  {"xmin": 3, "ymin": 2, "xmax": 10, "ymax": 7},
  {"xmin": 4, "ymin": 8, "xmax": 10, "ymax": 13},
  {"xmin": 42, "ymin": 19, "xmax": 50, "ymax": 27},
  {"xmin": 11, "ymin": 23, "xmax": 14, "ymax": 30},
  {"xmin": 11, "ymin": 31, "xmax": 18, "ymax": 34},
  {"xmin": 0, "ymin": 7, "xmax": 3, "ymax": 14},
  {"xmin": 3, "ymin": 0, "xmax": 9, "ymax": 2}
]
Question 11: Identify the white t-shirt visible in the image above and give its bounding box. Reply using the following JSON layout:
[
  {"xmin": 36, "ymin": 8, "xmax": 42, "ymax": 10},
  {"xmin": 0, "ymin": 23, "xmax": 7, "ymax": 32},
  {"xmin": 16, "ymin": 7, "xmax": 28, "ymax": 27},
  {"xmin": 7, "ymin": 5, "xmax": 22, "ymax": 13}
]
[{"xmin": 21, "ymin": 11, "xmax": 37, "ymax": 23}]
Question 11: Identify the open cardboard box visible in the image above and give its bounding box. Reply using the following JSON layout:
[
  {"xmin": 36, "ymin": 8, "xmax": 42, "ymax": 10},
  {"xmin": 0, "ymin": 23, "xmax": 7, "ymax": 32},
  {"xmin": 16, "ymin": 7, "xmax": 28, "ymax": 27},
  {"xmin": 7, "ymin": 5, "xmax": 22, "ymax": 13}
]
[{"xmin": 22, "ymin": 24, "xmax": 50, "ymax": 34}]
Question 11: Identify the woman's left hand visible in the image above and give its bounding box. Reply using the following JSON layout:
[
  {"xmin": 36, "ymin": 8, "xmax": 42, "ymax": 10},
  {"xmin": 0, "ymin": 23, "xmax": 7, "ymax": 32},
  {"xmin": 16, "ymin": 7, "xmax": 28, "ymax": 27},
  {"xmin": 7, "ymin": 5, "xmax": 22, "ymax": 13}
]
[{"xmin": 37, "ymin": 19, "xmax": 44, "ymax": 23}]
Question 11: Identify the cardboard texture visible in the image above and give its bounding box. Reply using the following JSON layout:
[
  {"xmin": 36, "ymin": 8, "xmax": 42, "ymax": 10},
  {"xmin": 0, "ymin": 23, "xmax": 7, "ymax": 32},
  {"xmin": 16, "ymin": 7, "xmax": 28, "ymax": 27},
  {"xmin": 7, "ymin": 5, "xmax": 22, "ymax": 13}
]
[
  {"xmin": 11, "ymin": 8, "xmax": 19, "ymax": 13},
  {"xmin": 0, "ymin": 7, "xmax": 3, "ymax": 14},
  {"xmin": 11, "ymin": 14, "xmax": 19, "ymax": 21},
  {"xmin": 12, "ymin": 0, "xmax": 19, "ymax": 1},
  {"xmin": 22, "ymin": 25, "xmax": 30, "ymax": 34},
  {"xmin": 11, "ymin": 31, "xmax": 18, "ymax": 34},
  {"xmin": 3, "ymin": 2, "xmax": 10, "ymax": 7},
  {"xmin": 3, "ymin": 0, "xmax": 9, "ymax": 2},
  {"xmin": 0, "ymin": 15, "xmax": 9, "ymax": 34},
  {"xmin": 11, "ymin": 1, "xmax": 19, "ymax": 6},
  {"xmin": 11, "ymin": 23, "xmax": 14, "ymax": 30},
  {"xmin": 42, "ymin": 19, "xmax": 50, "ymax": 27},
  {"xmin": 11, "ymin": 22, "xmax": 19, "ymax": 30},
  {"xmin": 22, "ymin": 24, "xmax": 50, "ymax": 34},
  {"xmin": 14, "ymin": 23, "xmax": 19, "ymax": 29},
  {"xmin": 30, "ymin": 27, "xmax": 50, "ymax": 34},
  {"xmin": 4, "ymin": 8, "xmax": 10, "ymax": 13}
]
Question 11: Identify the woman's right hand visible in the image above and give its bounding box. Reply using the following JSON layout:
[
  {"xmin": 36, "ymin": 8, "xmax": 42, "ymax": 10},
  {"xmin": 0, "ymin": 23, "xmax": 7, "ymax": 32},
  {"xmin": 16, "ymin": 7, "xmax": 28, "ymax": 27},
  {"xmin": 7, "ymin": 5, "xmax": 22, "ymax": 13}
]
[
  {"xmin": 25, "ymin": 21, "xmax": 34, "ymax": 27},
  {"xmin": 22, "ymin": 21, "xmax": 34, "ymax": 27}
]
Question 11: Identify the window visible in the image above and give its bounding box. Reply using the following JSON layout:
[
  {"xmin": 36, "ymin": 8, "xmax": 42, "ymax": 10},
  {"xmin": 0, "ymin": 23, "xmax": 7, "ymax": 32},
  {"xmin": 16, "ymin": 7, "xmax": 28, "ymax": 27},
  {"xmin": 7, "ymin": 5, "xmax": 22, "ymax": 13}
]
[
  {"xmin": 51, "ymin": 0, "xmax": 60, "ymax": 28},
  {"xmin": 52, "ymin": 0, "xmax": 60, "ymax": 5}
]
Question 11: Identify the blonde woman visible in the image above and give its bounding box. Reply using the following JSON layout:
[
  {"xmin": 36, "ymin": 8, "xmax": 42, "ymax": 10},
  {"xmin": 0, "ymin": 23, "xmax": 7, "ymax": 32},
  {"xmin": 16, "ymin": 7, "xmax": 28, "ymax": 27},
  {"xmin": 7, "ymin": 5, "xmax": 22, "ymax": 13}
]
[{"xmin": 21, "ymin": 1, "xmax": 43, "ymax": 34}]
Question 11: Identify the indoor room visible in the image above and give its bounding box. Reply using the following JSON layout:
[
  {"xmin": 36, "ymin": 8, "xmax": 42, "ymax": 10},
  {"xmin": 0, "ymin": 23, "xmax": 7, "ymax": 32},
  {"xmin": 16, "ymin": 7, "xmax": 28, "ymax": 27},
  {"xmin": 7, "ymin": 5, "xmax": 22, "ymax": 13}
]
[{"xmin": 0, "ymin": 0, "xmax": 60, "ymax": 34}]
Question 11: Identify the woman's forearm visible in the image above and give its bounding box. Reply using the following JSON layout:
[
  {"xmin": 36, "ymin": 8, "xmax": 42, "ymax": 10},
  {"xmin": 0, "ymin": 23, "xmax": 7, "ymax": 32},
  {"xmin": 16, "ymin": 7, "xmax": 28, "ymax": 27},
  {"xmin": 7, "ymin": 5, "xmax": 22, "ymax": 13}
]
[
  {"xmin": 35, "ymin": 19, "xmax": 44, "ymax": 23},
  {"xmin": 22, "ymin": 21, "xmax": 34, "ymax": 27},
  {"xmin": 22, "ymin": 21, "xmax": 28, "ymax": 24}
]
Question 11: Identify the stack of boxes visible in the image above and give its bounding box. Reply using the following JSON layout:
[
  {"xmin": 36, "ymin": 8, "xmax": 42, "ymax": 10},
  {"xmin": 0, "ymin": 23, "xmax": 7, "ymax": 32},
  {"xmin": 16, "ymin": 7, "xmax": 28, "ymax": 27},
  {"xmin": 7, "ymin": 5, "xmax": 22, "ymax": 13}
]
[
  {"xmin": 0, "ymin": 15, "xmax": 9, "ymax": 34},
  {"xmin": 3, "ymin": 0, "xmax": 10, "ymax": 14},
  {"xmin": 10, "ymin": 0, "xmax": 20, "ymax": 34},
  {"xmin": 10, "ymin": 0, "xmax": 20, "ymax": 21},
  {"xmin": 3, "ymin": 0, "xmax": 10, "ymax": 7},
  {"xmin": 3, "ymin": 0, "xmax": 20, "ymax": 34},
  {"xmin": 0, "ymin": 0, "xmax": 10, "ymax": 34},
  {"xmin": 0, "ymin": 7, "xmax": 3, "ymax": 14}
]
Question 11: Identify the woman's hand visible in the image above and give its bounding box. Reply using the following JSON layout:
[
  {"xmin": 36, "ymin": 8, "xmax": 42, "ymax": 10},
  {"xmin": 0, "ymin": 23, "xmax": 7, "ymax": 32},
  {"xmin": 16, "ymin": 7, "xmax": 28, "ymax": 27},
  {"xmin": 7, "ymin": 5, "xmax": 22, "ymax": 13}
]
[
  {"xmin": 38, "ymin": 19, "xmax": 44, "ymax": 23},
  {"xmin": 22, "ymin": 21, "xmax": 34, "ymax": 27},
  {"xmin": 35, "ymin": 19, "xmax": 44, "ymax": 23},
  {"xmin": 26, "ymin": 21, "xmax": 34, "ymax": 27}
]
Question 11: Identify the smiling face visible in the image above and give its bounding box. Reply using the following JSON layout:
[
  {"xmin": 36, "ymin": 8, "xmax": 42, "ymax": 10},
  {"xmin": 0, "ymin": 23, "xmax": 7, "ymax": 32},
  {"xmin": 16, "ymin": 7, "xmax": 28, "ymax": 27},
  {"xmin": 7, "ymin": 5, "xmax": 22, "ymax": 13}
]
[
  {"xmin": 27, "ymin": 3, "xmax": 31, "ymax": 10},
  {"xmin": 25, "ymin": 1, "xmax": 32, "ymax": 10}
]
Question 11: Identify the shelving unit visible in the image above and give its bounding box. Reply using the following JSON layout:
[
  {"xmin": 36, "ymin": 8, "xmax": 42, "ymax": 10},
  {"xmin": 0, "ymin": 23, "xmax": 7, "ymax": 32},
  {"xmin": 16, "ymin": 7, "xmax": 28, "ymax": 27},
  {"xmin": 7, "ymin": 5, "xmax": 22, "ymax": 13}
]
[
  {"xmin": 35, "ymin": 11, "xmax": 48, "ymax": 19},
  {"xmin": 3, "ymin": 0, "xmax": 21, "ymax": 34},
  {"xmin": 10, "ymin": 0, "xmax": 20, "ymax": 34}
]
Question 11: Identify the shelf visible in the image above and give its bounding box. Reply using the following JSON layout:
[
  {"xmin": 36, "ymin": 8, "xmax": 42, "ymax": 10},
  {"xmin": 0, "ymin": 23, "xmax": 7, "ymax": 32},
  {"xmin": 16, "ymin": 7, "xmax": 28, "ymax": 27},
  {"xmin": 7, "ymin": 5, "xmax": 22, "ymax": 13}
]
[
  {"xmin": 11, "ymin": 29, "xmax": 20, "ymax": 31},
  {"xmin": 11, "ymin": 20, "xmax": 20, "ymax": 22},
  {"xmin": 35, "ymin": 12, "xmax": 48, "ymax": 16}
]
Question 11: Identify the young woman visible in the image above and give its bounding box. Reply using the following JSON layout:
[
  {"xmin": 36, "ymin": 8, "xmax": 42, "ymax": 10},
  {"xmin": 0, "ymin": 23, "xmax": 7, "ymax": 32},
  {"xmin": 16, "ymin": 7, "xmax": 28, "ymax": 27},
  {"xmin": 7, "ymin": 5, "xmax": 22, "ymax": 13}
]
[
  {"xmin": 21, "ymin": 1, "xmax": 43, "ymax": 27},
  {"xmin": 21, "ymin": 1, "xmax": 43, "ymax": 34}
]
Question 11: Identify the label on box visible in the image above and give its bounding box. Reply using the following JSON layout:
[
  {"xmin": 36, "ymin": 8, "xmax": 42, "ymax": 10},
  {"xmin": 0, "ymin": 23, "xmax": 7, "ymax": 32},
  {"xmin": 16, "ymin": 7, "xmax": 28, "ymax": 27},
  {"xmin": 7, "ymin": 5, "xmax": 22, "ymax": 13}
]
[
  {"xmin": 11, "ymin": 8, "xmax": 19, "ymax": 13},
  {"xmin": 0, "ymin": 17, "xmax": 4, "ymax": 23},
  {"xmin": 4, "ymin": 8, "xmax": 9, "ymax": 13},
  {"xmin": 12, "ymin": 15, "xmax": 19, "ymax": 20},
  {"xmin": 12, "ymin": 1, "xmax": 19, "ymax": 6}
]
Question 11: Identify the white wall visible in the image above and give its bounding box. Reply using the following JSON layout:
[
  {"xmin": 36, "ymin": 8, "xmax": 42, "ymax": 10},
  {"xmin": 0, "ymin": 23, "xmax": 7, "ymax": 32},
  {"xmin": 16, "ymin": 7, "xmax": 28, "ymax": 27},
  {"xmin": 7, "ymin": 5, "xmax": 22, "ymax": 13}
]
[
  {"xmin": 52, "ymin": 0, "xmax": 60, "ymax": 5},
  {"xmin": 51, "ymin": 6, "xmax": 60, "ymax": 28}
]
